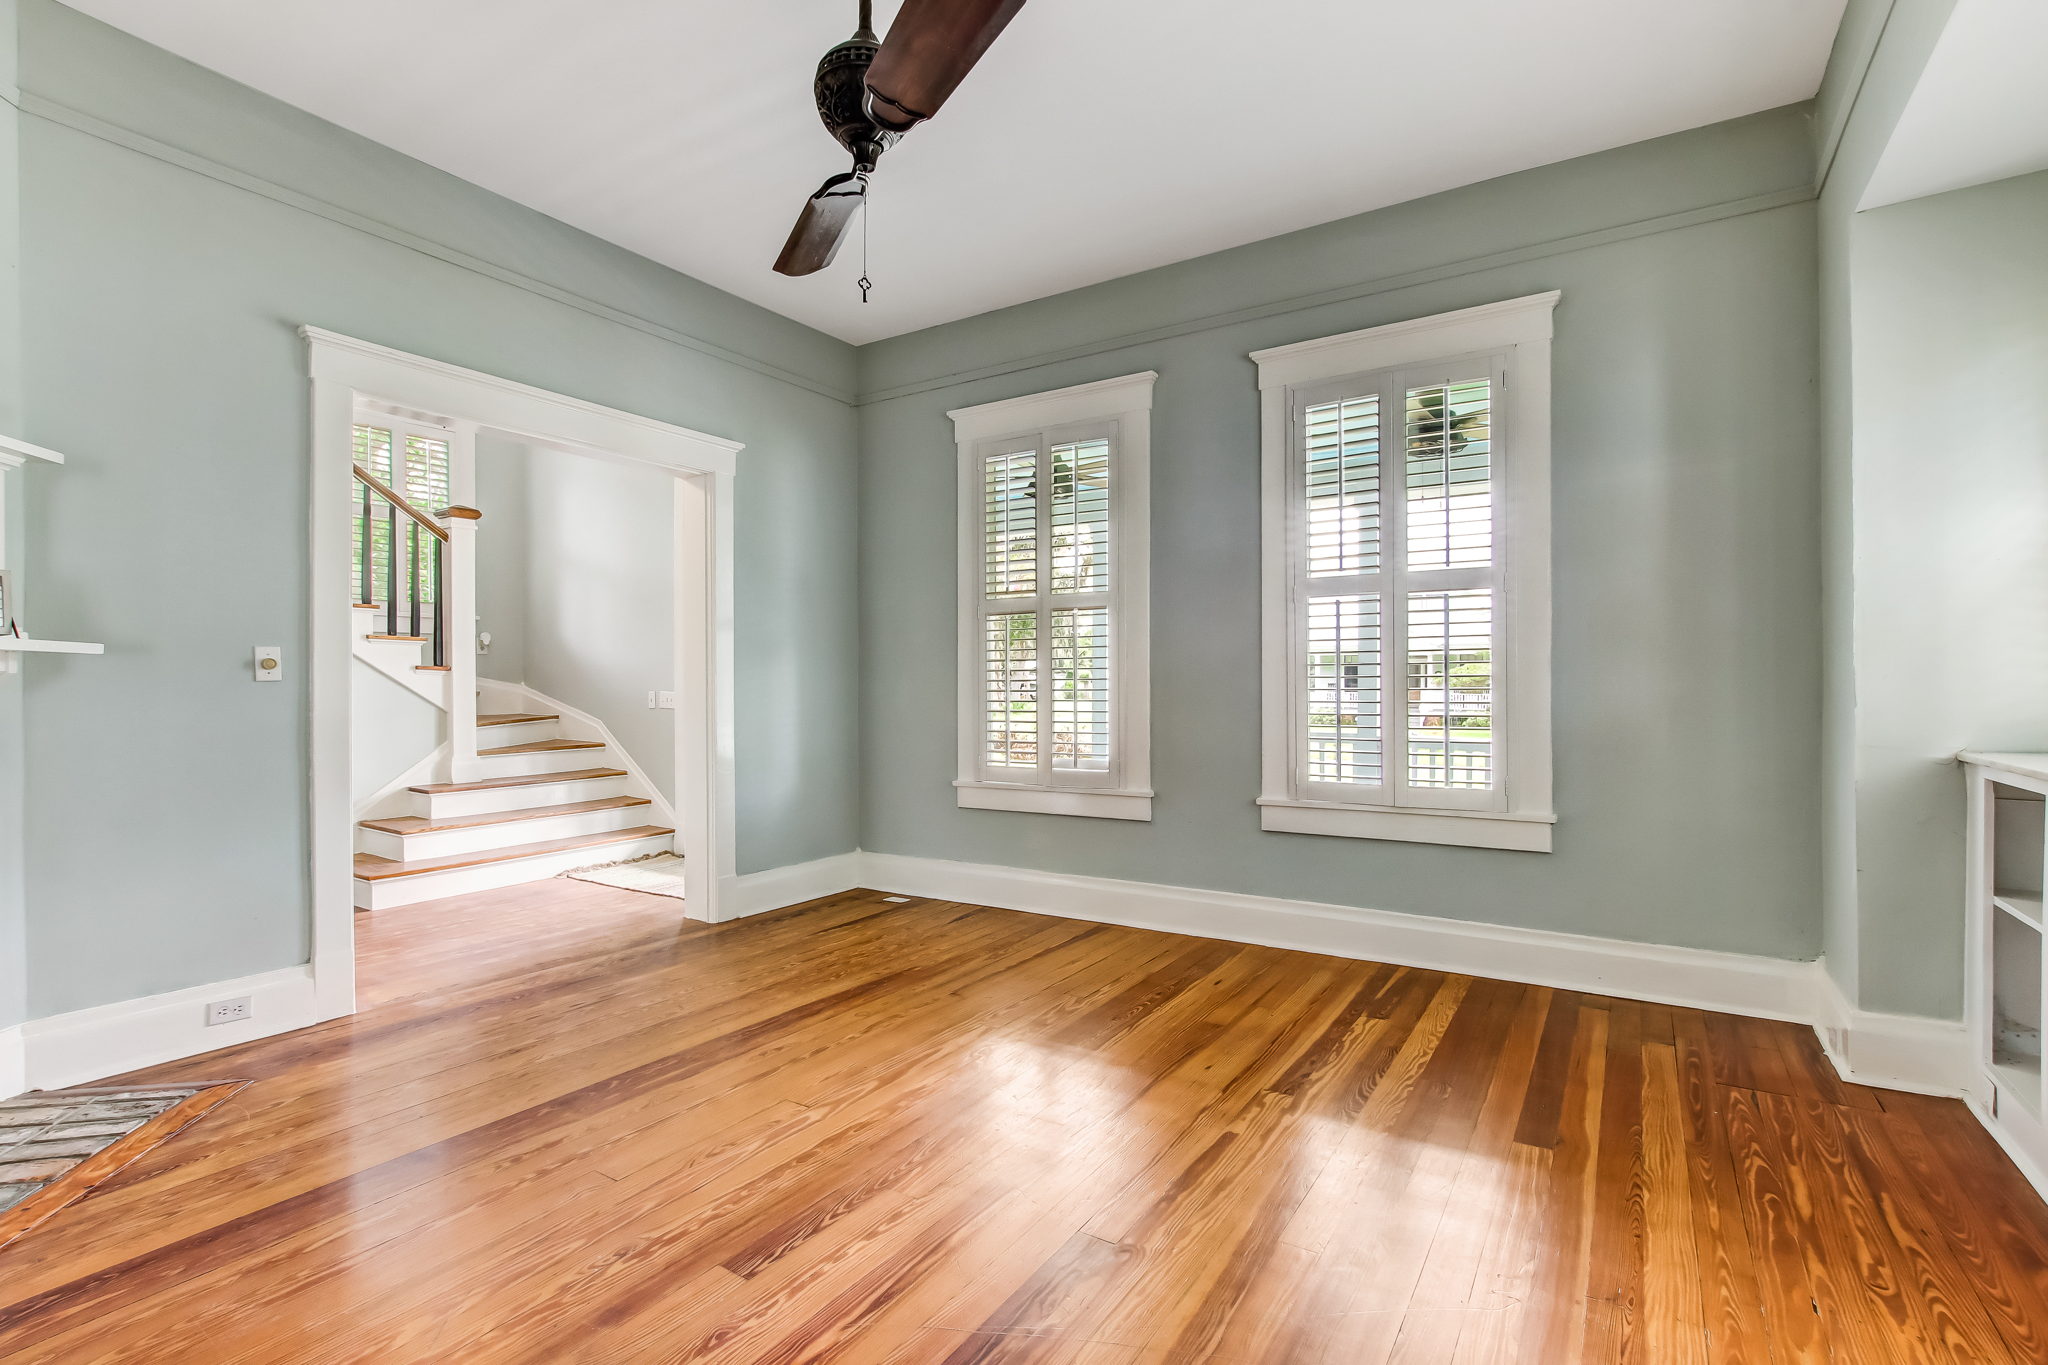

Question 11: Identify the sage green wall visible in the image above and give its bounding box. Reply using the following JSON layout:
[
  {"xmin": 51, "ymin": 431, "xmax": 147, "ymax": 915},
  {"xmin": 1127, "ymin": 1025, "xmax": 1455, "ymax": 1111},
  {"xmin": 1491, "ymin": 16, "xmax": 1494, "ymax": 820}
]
[
  {"xmin": 475, "ymin": 439, "xmax": 530, "ymax": 688},
  {"xmin": 16, "ymin": 0, "xmax": 860, "ymax": 1017},
  {"xmin": 858, "ymin": 109, "xmax": 1825, "ymax": 959},
  {"xmin": 1833, "ymin": 171, "xmax": 2048, "ymax": 1019}
]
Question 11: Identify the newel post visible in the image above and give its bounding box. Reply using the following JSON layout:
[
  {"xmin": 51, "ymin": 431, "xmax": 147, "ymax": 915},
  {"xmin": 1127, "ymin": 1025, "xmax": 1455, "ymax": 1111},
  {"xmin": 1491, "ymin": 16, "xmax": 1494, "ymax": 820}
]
[{"xmin": 441, "ymin": 506, "xmax": 484, "ymax": 782}]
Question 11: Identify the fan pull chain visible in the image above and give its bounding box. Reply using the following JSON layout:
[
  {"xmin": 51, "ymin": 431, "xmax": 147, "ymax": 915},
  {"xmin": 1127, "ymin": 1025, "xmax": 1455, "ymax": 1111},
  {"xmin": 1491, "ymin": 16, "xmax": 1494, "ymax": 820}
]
[{"xmin": 858, "ymin": 180, "xmax": 873, "ymax": 303}]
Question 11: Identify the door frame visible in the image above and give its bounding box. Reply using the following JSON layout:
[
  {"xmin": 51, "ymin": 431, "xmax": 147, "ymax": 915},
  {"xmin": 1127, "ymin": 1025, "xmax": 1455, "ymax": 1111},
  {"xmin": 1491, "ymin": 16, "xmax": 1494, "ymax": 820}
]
[{"xmin": 305, "ymin": 327, "xmax": 741, "ymax": 1023}]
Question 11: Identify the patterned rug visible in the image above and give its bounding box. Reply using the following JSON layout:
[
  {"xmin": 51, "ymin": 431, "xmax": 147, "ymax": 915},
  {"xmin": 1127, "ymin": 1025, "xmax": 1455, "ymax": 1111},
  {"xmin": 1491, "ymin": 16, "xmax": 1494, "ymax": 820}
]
[
  {"xmin": 564, "ymin": 852, "xmax": 688, "ymax": 901},
  {"xmin": 0, "ymin": 1081, "xmax": 244, "ymax": 1247}
]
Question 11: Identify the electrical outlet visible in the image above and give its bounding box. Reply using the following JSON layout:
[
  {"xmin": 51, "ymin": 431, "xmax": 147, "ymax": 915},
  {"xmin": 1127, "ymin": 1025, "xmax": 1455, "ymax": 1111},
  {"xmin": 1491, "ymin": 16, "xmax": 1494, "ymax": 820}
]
[
  {"xmin": 206, "ymin": 996, "xmax": 252, "ymax": 1026},
  {"xmin": 648, "ymin": 690, "xmax": 677, "ymax": 710}
]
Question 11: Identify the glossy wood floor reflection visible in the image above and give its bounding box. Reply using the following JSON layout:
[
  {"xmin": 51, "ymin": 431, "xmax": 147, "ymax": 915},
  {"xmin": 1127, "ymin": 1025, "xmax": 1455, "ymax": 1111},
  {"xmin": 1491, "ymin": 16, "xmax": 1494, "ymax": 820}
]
[{"xmin": 2, "ymin": 887, "xmax": 2046, "ymax": 1363}]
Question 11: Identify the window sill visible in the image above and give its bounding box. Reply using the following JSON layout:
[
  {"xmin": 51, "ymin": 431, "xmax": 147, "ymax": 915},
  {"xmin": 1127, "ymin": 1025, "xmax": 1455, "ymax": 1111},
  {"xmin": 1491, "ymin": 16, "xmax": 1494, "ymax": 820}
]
[
  {"xmin": 1257, "ymin": 798, "xmax": 1554, "ymax": 852},
  {"xmin": 956, "ymin": 782, "xmax": 1154, "ymax": 822}
]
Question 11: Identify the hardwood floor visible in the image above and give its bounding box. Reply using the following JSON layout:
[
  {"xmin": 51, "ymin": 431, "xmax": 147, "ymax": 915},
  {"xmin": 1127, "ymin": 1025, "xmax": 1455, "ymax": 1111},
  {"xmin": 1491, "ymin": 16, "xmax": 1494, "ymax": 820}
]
[{"xmin": 1, "ymin": 883, "xmax": 2044, "ymax": 1362}]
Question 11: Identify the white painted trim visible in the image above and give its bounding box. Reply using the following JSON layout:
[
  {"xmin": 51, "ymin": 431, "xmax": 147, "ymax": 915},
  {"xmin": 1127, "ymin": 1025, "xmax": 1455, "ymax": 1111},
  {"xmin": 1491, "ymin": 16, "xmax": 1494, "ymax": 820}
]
[
  {"xmin": 954, "ymin": 373, "xmax": 1154, "ymax": 821},
  {"xmin": 0, "ymin": 1023, "xmax": 24, "ymax": 1101},
  {"xmin": 1249, "ymin": 292, "xmax": 1561, "ymax": 390},
  {"xmin": 479, "ymin": 680, "xmax": 678, "ymax": 829},
  {"xmin": 1256, "ymin": 294, "xmax": 1555, "ymax": 848},
  {"xmin": 1257, "ymin": 800, "xmax": 1555, "ymax": 851},
  {"xmin": 955, "ymin": 783, "xmax": 1154, "ymax": 821},
  {"xmin": 720, "ymin": 851, "xmax": 867, "ymax": 922},
  {"xmin": 857, "ymin": 851, "xmax": 1817, "ymax": 1020},
  {"xmin": 19, "ymin": 967, "xmax": 320, "ymax": 1092},
  {"xmin": 308, "ymin": 328, "xmax": 739, "ymax": 1023},
  {"xmin": 946, "ymin": 371, "xmax": 1159, "ymax": 441},
  {"xmin": 1810, "ymin": 963, "xmax": 1975, "ymax": 1097},
  {"xmin": 0, "ymin": 432, "xmax": 66, "ymax": 467}
]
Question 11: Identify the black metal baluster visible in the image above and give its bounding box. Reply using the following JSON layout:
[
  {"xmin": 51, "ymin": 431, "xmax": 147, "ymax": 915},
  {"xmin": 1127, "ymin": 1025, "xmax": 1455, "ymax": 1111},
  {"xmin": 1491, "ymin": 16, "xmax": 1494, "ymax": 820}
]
[
  {"xmin": 432, "ymin": 535, "xmax": 446, "ymax": 668},
  {"xmin": 358, "ymin": 481, "xmax": 373, "ymax": 605},
  {"xmin": 409, "ymin": 520, "xmax": 422, "ymax": 638},
  {"xmin": 385, "ymin": 501, "xmax": 399, "ymax": 637}
]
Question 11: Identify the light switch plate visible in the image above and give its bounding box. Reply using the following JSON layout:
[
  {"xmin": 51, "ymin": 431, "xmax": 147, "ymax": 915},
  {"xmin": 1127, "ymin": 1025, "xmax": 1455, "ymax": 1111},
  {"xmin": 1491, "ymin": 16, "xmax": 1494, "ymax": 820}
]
[
  {"xmin": 253, "ymin": 645, "xmax": 283, "ymax": 681},
  {"xmin": 648, "ymin": 690, "xmax": 677, "ymax": 710}
]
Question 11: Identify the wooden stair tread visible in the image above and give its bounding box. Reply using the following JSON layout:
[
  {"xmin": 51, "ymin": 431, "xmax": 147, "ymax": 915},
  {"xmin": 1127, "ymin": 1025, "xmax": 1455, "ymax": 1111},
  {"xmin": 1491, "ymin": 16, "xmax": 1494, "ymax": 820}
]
[
  {"xmin": 409, "ymin": 767, "xmax": 626, "ymax": 795},
  {"xmin": 360, "ymin": 796, "xmax": 650, "ymax": 836},
  {"xmin": 353, "ymin": 826, "xmax": 672, "ymax": 881},
  {"xmin": 479, "ymin": 738, "xmax": 604, "ymax": 756},
  {"xmin": 415, "ymin": 665, "xmax": 451, "ymax": 672},
  {"xmin": 477, "ymin": 712, "xmax": 559, "ymax": 727},
  {"xmin": 364, "ymin": 634, "xmax": 428, "ymax": 643}
]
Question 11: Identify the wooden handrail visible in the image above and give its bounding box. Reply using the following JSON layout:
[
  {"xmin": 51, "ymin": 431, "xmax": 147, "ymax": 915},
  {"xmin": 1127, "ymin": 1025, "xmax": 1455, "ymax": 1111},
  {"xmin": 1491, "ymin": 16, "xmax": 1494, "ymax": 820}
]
[{"xmin": 353, "ymin": 462, "xmax": 449, "ymax": 542}]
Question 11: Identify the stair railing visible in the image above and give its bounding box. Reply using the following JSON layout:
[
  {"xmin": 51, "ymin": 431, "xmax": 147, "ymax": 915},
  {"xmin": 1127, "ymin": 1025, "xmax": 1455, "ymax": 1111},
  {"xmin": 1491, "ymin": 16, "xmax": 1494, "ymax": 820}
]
[
  {"xmin": 353, "ymin": 461, "xmax": 449, "ymax": 666},
  {"xmin": 353, "ymin": 463, "xmax": 485, "ymax": 780}
]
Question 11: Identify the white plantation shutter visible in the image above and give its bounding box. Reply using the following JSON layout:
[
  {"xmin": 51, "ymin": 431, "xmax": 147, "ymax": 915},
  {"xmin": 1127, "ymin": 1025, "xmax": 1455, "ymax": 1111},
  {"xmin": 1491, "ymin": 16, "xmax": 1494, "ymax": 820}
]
[
  {"xmin": 1289, "ymin": 360, "xmax": 1506, "ymax": 813},
  {"xmin": 953, "ymin": 372, "xmax": 1155, "ymax": 820},
  {"xmin": 971, "ymin": 425, "xmax": 1118, "ymax": 788}
]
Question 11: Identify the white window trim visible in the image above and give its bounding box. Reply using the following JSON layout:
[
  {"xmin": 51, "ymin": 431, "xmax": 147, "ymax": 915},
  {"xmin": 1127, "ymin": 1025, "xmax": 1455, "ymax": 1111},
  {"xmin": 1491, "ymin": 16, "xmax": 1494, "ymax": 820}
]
[
  {"xmin": 1253, "ymin": 293, "xmax": 1557, "ymax": 852},
  {"xmin": 952, "ymin": 371, "xmax": 1156, "ymax": 821}
]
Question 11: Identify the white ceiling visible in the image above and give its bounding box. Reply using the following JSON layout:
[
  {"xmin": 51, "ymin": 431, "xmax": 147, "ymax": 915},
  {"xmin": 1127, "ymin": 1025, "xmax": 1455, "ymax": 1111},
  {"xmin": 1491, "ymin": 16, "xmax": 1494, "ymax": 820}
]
[
  {"xmin": 65, "ymin": 0, "xmax": 1849, "ymax": 343},
  {"xmin": 1860, "ymin": 0, "xmax": 2048, "ymax": 210}
]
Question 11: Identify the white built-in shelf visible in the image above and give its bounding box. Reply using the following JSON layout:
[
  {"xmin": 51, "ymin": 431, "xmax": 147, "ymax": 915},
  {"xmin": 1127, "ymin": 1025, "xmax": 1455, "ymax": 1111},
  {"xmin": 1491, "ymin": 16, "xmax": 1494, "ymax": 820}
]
[
  {"xmin": 0, "ymin": 433, "xmax": 65, "ymax": 469},
  {"xmin": 0, "ymin": 433, "xmax": 103, "ymax": 667},
  {"xmin": 1993, "ymin": 1057, "xmax": 2045, "ymax": 1118},
  {"xmin": 0, "ymin": 637, "xmax": 102, "ymax": 655},
  {"xmin": 1997, "ymin": 891, "xmax": 2046, "ymax": 931}
]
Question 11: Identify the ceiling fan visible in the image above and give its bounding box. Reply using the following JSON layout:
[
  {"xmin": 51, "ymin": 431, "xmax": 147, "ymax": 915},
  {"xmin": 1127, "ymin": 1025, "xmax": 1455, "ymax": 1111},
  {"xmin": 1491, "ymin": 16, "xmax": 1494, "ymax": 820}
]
[{"xmin": 773, "ymin": 0, "xmax": 1028, "ymax": 278}]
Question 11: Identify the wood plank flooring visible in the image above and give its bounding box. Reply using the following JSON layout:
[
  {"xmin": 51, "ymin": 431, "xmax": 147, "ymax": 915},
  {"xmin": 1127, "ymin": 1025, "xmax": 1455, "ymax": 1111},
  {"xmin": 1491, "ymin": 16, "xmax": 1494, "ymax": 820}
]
[{"xmin": 1, "ymin": 883, "xmax": 2044, "ymax": 1362}]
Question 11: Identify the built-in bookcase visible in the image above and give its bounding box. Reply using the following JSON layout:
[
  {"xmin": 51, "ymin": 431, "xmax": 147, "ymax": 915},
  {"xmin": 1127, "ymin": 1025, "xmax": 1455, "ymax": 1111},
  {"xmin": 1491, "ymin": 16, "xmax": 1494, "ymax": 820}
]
[
  {"xmin": 1964, "ymin": 753, "xmax": 2048, "ymax": 1177},
  {"xmin": 0, "ymin": 434, "xmax": 103, "ymax": 672}
]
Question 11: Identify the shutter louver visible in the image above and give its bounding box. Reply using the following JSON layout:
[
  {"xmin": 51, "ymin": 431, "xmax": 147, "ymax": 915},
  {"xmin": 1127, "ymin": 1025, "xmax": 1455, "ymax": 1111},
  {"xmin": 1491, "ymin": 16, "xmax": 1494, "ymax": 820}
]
[
  {"xmin": 1051, "ymin": 606, "xmax": 1110, "ymax": 771},
  {"xmin": 1405, "ymin": 588, "xmax": 1495, "ymax": 789},
  {"xmin": 1404, "ymin": 379, "xmax": 1492, "ymax": 571},
  {"xmin": 1305, "ymin": 396, "xmax": 1381, "ymax": 576},
  {"xmin": 352, "ymin": 422, "xmax": 451, "ymax": 611},
  {"xmin": 984, "ymin": 612, "xmax": 1038, "ymax": 769},
  {"xmin": 1306, "ymin": 595, "xmax": 1382, "ymax": 784}
]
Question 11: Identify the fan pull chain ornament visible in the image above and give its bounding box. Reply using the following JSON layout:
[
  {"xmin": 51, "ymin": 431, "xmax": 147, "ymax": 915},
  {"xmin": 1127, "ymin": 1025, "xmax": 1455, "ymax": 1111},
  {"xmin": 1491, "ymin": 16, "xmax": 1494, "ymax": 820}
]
[
  {"xmin": 773, "ymin": 0, "xmax": 1028, "ymax": 279},
  {"xmin": 858, "ymin": 187, "xmax": 873, "ymax": 303}
]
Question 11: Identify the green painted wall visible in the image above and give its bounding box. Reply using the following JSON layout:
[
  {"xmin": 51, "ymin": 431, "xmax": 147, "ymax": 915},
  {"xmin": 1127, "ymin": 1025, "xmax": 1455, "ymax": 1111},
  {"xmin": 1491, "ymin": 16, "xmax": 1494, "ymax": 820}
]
[
  {"xmin": 15, "ymin": 0, "xmax": 860, "ymax": 1017},
  {"xmin": 858, "ymin": 109, "xmax": 1825, "ymax": 960},
  {"xmin": 0, "ymin": 0, "xmax": 23, "ymax": 1037},
  {"xmin": 1836, "ymin": 171, "xmax": 2048, "ymax": 1018}
]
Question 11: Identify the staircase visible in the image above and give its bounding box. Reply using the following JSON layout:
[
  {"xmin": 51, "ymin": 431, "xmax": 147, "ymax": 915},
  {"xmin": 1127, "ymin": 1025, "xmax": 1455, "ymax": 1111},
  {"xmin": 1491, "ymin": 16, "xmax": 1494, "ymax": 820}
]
[
  {"xmin": 347, "ymin": 455, "xmax": 673, "ymax": 911},
  {"xmin": 353, "ymin": 710, "xmax": 674, "ymax": 909}
]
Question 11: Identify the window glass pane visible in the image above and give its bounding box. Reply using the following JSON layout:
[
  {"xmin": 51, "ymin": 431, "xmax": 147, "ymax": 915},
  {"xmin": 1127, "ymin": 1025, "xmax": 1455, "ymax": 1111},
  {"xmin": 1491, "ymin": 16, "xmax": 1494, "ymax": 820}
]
[
  {"xmin": 983, "ymin": 449, "xmax": 1037, "ymax": 598},
  {"xmin": 1405, "ymin": 589, "xmax": 1494, "ymax": 789},
  {"xmin": 1050, "ymin": 606, "xmax": 1111, "ymax": 771},
  {"xmin": 1405, "ymin": 379, "xmax": 1492, "ymax": 570},
  {"xmin": 352, "ymin": 426, "xmax": 394, "ymax": 603},
  {"xmin": 1305, "ymin": 396, "xmax": 1380, "ymax": 576},
  {"xmin": 1306, "ymin": 595, "xmax": 1383, "ymax": 785},
  {"xmin": 1049, "ymin": 438, "xmax": 1111, "ymax": 594},
  {"xmin": 984, "ymin": 612, "xmax": 1039, "ymax": 770}
]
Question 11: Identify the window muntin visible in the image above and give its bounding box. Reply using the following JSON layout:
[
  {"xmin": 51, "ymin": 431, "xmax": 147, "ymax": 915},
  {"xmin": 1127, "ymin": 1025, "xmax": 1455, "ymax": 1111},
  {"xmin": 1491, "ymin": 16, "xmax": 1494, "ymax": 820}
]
[
  {"xmin": 970, "ymin": 421, "xmax": 1121, "ymax": 790},
  {"xmin": 1290, "ymin": 360, "xmax": 1505, "ymax": 814}
]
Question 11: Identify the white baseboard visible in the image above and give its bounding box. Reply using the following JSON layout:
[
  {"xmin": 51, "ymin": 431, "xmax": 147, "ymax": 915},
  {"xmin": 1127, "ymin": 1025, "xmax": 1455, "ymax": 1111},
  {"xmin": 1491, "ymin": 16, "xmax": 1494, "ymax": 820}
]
[
  {"xmin": 1810, "ymin": 965, "xmax": 1974, "ymax": 1098},
  {"xmin": 19, "ymin": 965, "xmax": 321, "ymax": 1092},
  {"xmin": 0, "ymin": 1022, "xmax": 23, "ymax": 1100},
  {"xmin": 722, "ymin": 851, "xmax": 865, "ymax": 922},
  {"xmin": 858, "ymin": 851, "xmax": 1819, "ymax": 1022}
]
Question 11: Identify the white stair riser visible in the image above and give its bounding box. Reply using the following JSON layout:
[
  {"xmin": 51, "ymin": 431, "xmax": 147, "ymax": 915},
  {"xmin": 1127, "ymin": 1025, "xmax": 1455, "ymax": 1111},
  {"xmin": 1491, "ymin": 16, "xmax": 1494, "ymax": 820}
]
[
  {"xmin": 475, "ymin": 746, "xmax": 607, "ymax": 778},
  {"xmin": 354, "ymin": 833, "xmax": 676, "ymax": 910},
  {"xmin": 420, "ymin": 775, "xmax": 630, "ymax": 820},
  {"xmin": 359, "ymin": 805, "xmax": 648, "ymax": 862},
  {"xmin": 475, "ymin": 720, "xmax": 558, "ymax": 748}
]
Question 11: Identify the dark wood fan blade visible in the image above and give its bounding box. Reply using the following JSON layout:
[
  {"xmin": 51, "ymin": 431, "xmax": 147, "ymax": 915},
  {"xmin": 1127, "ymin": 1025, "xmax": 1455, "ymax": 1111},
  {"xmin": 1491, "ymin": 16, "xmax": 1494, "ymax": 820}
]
[
  {"xmin": 865, "ymin": 0, "xmax": 1026, "ymax": 133},
  {"xmin": 772, "ymin": 172, "xmax": 868, "ymax": 276}
]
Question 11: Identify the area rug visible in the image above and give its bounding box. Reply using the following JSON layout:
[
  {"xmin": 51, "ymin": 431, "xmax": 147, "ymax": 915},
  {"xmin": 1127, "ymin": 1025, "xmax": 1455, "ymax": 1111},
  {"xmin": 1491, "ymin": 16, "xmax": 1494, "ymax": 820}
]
[
  {"xmin": 564, "ymin": 851, "xmax": 688, "ymax": 900},
  {"xmin": 0, "ymin": 1081, "xmax": 245, "ymax": 1248}
]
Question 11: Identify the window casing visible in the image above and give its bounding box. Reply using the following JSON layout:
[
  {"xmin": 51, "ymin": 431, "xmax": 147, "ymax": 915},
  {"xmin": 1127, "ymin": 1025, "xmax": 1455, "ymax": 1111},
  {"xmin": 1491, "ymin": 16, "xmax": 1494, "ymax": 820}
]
[
  {"xmin": 1255, "ymin": 295, "xmax": 1556, "ymax": 851},
  {"xmin": 953, "ymin": 373, "xmax": 1155, "ymax": 821}
]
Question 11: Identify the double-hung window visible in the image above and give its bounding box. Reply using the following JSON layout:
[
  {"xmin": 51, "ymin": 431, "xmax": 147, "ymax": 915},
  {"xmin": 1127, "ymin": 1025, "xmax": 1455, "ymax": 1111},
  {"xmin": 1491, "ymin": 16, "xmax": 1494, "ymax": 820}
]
[
  {"xmin": 952, "ymin": 372, "xmax": 1155, "ymax": 821},
  {"xmin": 352, "ymin": 417, "xmax": 454, "ymax": 611},
  {"xmin": 1254, "ymin": 294, "xmax": 1556, "ymax": 851}
]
